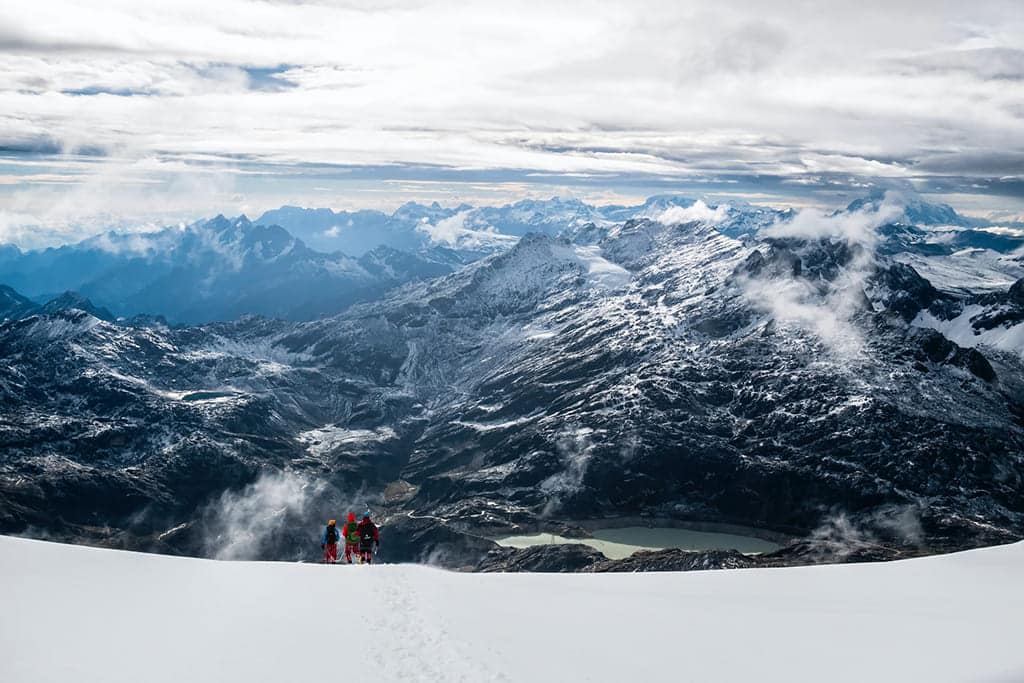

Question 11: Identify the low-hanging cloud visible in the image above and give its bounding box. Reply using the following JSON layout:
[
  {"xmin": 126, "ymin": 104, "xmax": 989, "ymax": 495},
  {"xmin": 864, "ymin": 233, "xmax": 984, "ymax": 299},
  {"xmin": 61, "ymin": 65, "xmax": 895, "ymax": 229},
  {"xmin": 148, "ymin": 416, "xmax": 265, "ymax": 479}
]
[
  {"xmin": 761, "ymin": 191, "xmax": 904, "ymax": 246},
  {"xmin": 739, "ymin": 192, "xmax": 906, "ymax": 358},
  {"xmin": 197, "ymin": 469, "xmax": 372, "ymax": 561},
  {"xmin": 806, "ymin": 504, "xmax": 925, "ymax": 562},
  {"xmin": 655, "ymin": 200, "xmax": 730, "ymax": 226},
  {"xmin": 0, "ymin": 156, "xmax": 239, "ymax": 250},
  {"xmin": 200, "ymin": 470, "xmax": 322, "ymax": 560},
  {"xmin": 539, "ymin": 424, "xmax": 596, "ymax": 518}
]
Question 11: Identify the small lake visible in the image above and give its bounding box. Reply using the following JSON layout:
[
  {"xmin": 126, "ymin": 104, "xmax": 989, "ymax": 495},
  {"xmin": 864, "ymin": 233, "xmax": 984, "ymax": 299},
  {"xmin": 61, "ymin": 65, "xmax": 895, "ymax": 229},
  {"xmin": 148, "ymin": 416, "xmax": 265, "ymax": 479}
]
[{"xmin": 495, "ymin": 526, "xmax": 781, "ymax": 560}]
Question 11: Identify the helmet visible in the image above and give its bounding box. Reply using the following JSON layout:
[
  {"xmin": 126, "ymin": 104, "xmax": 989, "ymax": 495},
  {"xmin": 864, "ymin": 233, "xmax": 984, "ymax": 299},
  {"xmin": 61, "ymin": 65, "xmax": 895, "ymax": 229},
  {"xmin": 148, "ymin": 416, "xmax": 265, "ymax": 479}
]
[
  {"xmin": 362, "ymin": 510, "xmax": 371, "ymax": 519},
  {"xmin": 328, "ymin": 519, "xmax": 336, "ymax": 526},
  {"xmin": 347, "ymin": 512, "xmax": 356, "ymax": 522}
]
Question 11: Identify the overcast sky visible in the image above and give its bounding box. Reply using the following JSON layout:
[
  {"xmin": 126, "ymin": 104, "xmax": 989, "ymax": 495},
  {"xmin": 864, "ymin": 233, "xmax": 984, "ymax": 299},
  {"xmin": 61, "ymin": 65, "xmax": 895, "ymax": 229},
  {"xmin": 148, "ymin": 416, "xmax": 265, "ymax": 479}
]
[{"xmin": 1, "ymin": 0, "xmax": 1023, "ymax": 246}]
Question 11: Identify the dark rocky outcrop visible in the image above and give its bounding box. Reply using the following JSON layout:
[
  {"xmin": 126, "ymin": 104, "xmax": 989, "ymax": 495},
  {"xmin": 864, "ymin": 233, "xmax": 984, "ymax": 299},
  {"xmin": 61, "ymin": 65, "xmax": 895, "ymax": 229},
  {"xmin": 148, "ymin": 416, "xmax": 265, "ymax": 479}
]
[
  {"xmin": 376, "ymin": 516, "xmax": 497, "ymax": 568},
  {"xmin": 907, "ymin": 328, "xmax": 996, "ymax": 382},
  {"xmin": 475, "ymin": 545, "xmax": 760, "ymax": 573},
  {"xmin": 476, "ymin": 544, "xmax": 607, "ymax": 572},
  {"xmin": 870, "ymin": 262, "xmax": 946, "ymax": 322},
  {"xmin": 591, "ymin": 548, "xmax": 757, "ymax": 572}
]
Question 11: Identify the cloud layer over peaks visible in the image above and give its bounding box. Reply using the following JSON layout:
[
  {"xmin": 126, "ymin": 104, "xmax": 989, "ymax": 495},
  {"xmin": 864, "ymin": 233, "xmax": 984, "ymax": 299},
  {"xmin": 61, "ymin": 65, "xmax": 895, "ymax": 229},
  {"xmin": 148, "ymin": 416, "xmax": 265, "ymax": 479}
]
[{"xmin": 1, "ymin": 0, "xmax": 1023, "ymax": 239}]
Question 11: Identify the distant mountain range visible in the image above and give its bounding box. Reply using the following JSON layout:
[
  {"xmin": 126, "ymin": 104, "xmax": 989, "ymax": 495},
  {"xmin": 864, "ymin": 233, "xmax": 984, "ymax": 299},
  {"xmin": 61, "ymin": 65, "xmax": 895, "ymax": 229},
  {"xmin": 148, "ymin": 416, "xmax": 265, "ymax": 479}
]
[
  {"xmin": 1, "ymin": 192, "xmax": 1021, "ymax": 327},
  {"xmin": 0, "ymin": 215, "xmax": 465, "ymax": 324},
  {"xmin": 0, "ymin": 195, "xmax": 722, "ymax": 323}
]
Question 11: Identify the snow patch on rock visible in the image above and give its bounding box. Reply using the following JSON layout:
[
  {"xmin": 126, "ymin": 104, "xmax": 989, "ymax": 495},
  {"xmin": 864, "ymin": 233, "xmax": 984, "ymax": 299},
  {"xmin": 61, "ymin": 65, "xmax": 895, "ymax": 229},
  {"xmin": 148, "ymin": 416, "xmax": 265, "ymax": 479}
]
[
  {"xmin": 551, "ymin": 244, "xmax": 631, "ymax": 290},
  {"xmin": 298, "ymin": 425, "xmax": 398, "ymax": 456},
  {"xmin": 913, "ymin": 306, "xmax": 1024, "ymax": 357}
]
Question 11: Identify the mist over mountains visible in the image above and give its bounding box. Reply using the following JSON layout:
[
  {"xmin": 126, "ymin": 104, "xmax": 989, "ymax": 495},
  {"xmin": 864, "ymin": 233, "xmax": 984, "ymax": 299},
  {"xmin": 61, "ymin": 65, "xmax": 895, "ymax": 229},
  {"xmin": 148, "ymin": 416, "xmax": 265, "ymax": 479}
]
[{"xmin": 2, "ymin": 191, "xmax": 1024, "ymax": 568}]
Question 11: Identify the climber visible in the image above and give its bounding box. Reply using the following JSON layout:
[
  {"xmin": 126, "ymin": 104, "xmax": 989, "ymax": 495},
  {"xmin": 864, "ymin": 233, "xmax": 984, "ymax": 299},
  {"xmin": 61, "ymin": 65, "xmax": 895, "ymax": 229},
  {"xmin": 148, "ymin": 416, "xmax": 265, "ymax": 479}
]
[
  {"xmin": 357, "ymin": 510, "xmax": 380, "ymax": 564},
  {"xmin": 342, "ymin": 512, "xmax": 360, "ymax": 564},
  {"xmin": 320, "ymin": 519, "xmax": 341, "ymax": 563}
]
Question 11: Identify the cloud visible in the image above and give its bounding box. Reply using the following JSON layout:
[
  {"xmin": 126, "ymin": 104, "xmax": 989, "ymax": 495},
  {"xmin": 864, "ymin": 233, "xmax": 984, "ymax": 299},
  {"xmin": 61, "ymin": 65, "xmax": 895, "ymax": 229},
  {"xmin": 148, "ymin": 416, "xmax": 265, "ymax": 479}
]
[
  {"xmin": 806, "ymin": 505, "xmax": 925, "ymax": 562},
  {"xmin": 893, "ymin": 47, "xmax": 1024, "ymax": 81},
  {"xmin": 655, "ymin": 200, "xmax": 730, "ymax": 226},
  {"xmin": 0, "ymin": 156, "xmax": 239, "ymax": 249},
  {"xmin": 539, "ymin": 424, "xmax": 595, "ymax": 517},
  {"xmin": 761, "ymin": 190, "xmax": 904, "ymax": 246},
  {"xmin": 740, "ymin": 192, "xmax": 907, "ymax": 358},
  {"xmin": 418, "ymin": 211, "xmax": 469, "ymax": 246},
  {"xmin": 201, "ymin": 470, "xmax": 322, "ymax": 561},
  {"xmin": 417, "ymin": 210, "xmax": 517, "ymax": 250},
  {"xmin": 196, "ymin": 469, "xmax": 372, "ymax": 561},
  {"xmin": 0, "ymin": 1, "xmax": 1023, "ymax": 231}
]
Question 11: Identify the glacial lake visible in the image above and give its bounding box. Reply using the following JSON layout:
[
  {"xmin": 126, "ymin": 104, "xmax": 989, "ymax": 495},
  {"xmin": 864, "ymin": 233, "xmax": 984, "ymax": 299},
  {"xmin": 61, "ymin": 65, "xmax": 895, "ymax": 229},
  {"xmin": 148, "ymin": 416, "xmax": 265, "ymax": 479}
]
[{"xmin": 494, "ymin": 526, "xmax": 781, "ymax": 560}]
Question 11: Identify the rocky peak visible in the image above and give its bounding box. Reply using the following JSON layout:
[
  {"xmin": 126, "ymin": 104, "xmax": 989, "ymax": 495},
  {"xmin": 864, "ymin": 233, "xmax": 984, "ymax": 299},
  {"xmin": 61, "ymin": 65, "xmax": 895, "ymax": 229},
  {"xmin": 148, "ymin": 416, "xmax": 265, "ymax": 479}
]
[{"xmin": 37, "ymin": 291, "xmax": 115, "ymax": 321}]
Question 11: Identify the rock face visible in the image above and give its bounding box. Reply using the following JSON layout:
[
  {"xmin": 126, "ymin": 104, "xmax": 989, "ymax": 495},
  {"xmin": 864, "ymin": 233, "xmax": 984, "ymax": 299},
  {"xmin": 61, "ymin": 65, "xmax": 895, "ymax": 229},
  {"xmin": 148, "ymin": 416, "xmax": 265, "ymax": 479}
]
[
  {"xmin": 474, "ymin": 536, "xmax": 931, "ymax": 573},
  {"xmin": 2, "ymin": 197, "xmax": 1024, "ymax": 569},
  {"xmin": 591, "ymin": 548, "xmax": 757, "ymax": 572},
  {"xmin": 1010, "ymin": 278, "xmax": 1024, "ymax": 306},
  {"xmin": 869, "ymin": 263, "xmax": 946, "ymax": 322},
  {"xmin": 476, "ymin": 544, "xmax": 608, "ymax": 572}
]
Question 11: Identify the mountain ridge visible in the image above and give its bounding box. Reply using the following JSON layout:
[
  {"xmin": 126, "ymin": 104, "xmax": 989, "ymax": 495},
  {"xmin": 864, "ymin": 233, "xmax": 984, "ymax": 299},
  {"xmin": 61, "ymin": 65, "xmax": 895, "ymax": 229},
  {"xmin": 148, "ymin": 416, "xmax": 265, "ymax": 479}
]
[{"xmin": 3, "ymin": 198, "xmax": 1023, "ymax": 567}]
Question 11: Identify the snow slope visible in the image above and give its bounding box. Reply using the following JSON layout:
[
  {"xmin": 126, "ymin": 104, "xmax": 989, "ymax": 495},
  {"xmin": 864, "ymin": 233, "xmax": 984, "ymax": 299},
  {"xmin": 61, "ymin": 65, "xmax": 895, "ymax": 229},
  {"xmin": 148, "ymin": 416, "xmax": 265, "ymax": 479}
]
[
  {"xmin": 2, "ymin": 536, "xmax": 1022, "ymax": 683},
  {"xmin": 914, "ymin": 305, "xmax": 1024, "ymax": 357},
  {"xmin": 894, "ymin": 250, "xmax": 1024, "ymax": 294}
]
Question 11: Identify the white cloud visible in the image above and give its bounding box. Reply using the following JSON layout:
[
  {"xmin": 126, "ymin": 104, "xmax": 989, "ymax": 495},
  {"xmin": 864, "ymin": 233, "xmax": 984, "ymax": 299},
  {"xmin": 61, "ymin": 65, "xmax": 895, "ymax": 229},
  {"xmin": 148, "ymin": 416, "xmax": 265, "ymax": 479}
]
[
  {"xmin": 742, "ymin": 192, "xmax": 907, "ymax": 358},
  {"xmin": 0, "ymin": 156, "xmax": 238, "ymax": 249},
  {"xmin": 655, "ymin": 200, "xmax": 730, "ymax": 226},
  {"xmin": 761, "ymin": 191, "xmax": 905, "ymax": 246},
  {"xmin": 0, "ymin": 1, "xmax": 1022, "ymax": 238},
  {"xmin": 201, "ymin": 471, "xmax": 324, "ymax": 561},
  {"xmin": 417, "ymin": 210, "xmax": 517, "ymax": 250}
]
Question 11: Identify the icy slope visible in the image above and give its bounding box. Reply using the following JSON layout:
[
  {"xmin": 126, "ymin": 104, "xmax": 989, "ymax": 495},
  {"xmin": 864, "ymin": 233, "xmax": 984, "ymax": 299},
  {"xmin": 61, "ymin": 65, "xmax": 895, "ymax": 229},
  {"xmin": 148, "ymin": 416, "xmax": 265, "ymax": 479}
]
[{"xmin": 2, "ymin": 536, "xmax": 1023, "ymax": 683}]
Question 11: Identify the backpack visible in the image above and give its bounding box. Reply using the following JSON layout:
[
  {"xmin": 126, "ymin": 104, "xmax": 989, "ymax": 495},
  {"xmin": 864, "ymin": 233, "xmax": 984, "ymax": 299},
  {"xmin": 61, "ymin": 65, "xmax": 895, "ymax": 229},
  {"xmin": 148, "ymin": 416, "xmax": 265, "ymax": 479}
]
[
  {"xmin": 359, "ymin": 521, "xmax": 377, "ymax": 548},
  {"xmin": 325, "ymin": 525, "xmax": 338, "ymax": 545},
  {"xmin": 344, "ymin": 523, "xmax": 360, "ymax": 544}
]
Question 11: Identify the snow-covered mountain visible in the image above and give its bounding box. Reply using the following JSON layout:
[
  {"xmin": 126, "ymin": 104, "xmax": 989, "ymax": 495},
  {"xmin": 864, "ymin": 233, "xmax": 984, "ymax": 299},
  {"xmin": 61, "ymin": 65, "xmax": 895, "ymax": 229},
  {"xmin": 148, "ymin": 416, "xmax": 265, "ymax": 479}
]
[
  {"xmin": 256, "ymin": 197, "xmax": 610, "ymax": 256},
  {"xmin": 256, "ymin": 202, "xmax": 460, "ymax": 255},
  {"xmin": 3, "ymin": 193, "xmax": 1024, "ymax": 568},
  {"xmin": 846, "ymin": 188, "xmax": 981, "ymax": 228},
  {"xmin": 2, "ymin": 535, "xmax": 1023, "ymax": 683},
  {"xmin": 3, "ymin": 192, "xmax": 1024, "ymax": 568},
  {"xmin": 257, "ymin": 195, "xmax": 761, "ymax": 257},
  {"xmin": 912, "ymin": 278, "xmax": 1024, "ymax": 358}
]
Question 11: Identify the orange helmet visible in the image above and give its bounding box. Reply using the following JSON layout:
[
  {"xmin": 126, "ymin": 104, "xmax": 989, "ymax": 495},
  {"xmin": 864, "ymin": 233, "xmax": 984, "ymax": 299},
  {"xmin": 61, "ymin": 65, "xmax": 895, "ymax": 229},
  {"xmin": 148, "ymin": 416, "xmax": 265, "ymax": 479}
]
[{"xmin": 328, "ymin": 519, "xmax": 336, "ymax": 526}]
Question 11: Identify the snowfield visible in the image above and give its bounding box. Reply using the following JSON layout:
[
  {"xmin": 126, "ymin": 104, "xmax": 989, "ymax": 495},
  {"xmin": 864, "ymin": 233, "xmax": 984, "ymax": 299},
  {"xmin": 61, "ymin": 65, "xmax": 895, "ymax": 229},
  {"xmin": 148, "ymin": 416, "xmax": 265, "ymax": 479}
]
[{"xmin": 2, "ymin": 537, "xmax": 1023, "ymax": 683}]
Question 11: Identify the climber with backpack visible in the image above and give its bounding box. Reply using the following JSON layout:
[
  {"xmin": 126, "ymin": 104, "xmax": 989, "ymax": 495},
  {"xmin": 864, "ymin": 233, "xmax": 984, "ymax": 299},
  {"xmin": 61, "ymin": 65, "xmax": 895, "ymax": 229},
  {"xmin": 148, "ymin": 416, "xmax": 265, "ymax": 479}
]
[
  {"xmin": 320, "ymin": 519, "xmax": 341, "ymax": 564},
  {"xmin": 341, "ymin": 512, "xmax": 360, "ymax": 564},
  {"xmin": 357, "ymin": 510, "xmax": 380, "ymax": 564}
]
